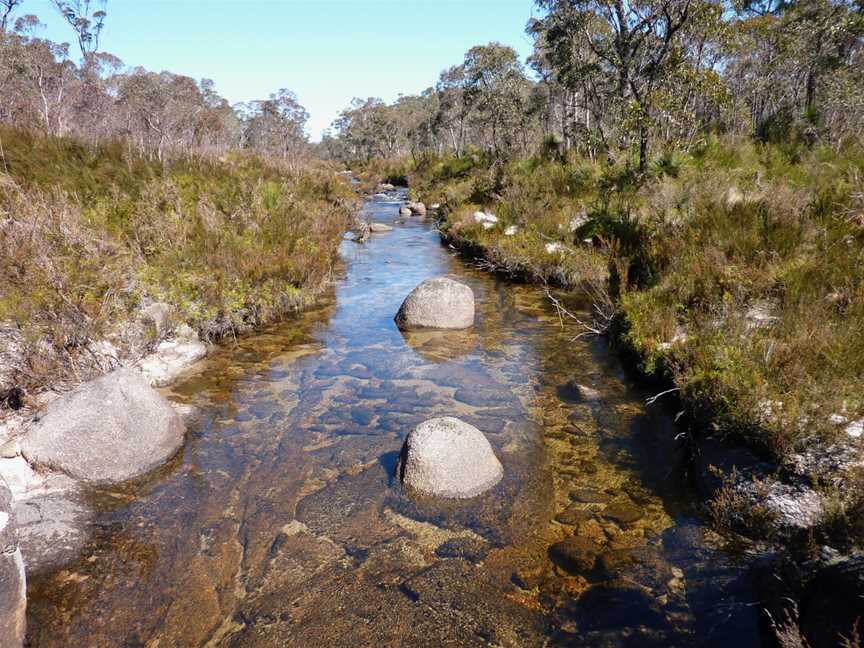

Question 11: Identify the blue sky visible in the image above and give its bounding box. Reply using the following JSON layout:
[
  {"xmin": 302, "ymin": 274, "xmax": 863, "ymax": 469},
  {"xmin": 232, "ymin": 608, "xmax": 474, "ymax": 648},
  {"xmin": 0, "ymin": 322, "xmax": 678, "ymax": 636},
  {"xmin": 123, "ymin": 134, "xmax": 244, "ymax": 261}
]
[{"xmin": 23, "ymin": 0, "xmax": 539, "ymax": 140}]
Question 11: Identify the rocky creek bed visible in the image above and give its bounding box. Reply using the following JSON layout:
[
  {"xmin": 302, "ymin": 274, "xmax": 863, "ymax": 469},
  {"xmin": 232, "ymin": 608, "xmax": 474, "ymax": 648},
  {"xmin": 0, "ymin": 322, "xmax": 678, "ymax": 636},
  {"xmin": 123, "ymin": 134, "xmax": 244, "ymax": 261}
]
[{"xmin": 21, "ymin": 191, "xmax": 775, "ymax": 647}]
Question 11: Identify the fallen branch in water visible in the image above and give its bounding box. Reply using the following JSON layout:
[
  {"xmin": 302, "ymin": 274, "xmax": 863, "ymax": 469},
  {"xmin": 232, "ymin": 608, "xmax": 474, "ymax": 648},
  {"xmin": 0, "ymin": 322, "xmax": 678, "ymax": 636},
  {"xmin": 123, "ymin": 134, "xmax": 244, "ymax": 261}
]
[
  {"xmin": 544, "ymin": 286, "xmax": 606, "ymax": 338},
  {"xmin": 646, "ymin": 387, "xmax": 680, "ymax": 406},
  {"xmin": 542, "ymin": 277, "xmax": 616, "ymax": 339}
]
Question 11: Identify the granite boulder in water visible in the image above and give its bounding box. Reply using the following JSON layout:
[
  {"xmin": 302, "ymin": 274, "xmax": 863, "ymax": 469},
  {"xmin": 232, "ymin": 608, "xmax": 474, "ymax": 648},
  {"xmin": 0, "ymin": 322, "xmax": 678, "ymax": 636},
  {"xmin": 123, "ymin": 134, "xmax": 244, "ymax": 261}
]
[
  {"xmin": 21, "ymin": 368, "xmax": 185, "ymax": 485},
  {"xmin": 394, "ymin": 277, "xmax": 475, "ymax": 330},
  {"xmin": 396, "ymin": 417, "xmax": 503, "ymax": 498}
]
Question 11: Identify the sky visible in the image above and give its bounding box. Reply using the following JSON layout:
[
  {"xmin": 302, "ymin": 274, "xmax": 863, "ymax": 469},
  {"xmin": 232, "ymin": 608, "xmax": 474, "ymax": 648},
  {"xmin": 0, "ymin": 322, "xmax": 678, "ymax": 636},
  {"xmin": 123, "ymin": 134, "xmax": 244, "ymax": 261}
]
[{"xmin": 23, "ymin": 0, "xmax": 539, "ymax": 140}]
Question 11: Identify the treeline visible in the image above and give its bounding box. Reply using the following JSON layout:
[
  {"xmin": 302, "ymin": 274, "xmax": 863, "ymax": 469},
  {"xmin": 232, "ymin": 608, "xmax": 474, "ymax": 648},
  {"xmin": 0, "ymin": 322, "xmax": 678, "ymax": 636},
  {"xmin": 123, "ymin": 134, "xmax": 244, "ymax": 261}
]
[
  {"xmin": 0, "ymin": 1, "xmax": 311, "ymax": 164},
  {"xmin": 324, "ymin": 0, "xmax": 864, "ymax": 168}
]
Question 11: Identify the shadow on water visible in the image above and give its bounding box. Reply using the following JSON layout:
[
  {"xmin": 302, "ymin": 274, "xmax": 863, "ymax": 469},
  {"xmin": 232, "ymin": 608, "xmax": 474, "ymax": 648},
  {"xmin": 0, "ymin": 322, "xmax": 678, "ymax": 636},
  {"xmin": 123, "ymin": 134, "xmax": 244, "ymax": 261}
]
[{"xmin": 25, "ymin": 192, "xmax": 764, "ymax": 647}]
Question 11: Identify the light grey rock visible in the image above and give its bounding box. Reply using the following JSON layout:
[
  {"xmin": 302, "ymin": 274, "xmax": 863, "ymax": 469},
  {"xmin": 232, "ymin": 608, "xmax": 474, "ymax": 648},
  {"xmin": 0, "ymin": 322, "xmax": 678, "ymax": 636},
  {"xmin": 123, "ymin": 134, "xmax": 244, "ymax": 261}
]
[
  {"xmin": 137, "ymin": 324, "xmax": 207, "ymax": 387},
  {"xmin": 0, "ymin": 477, "xmax": 25, "ymax": 647},
  {"xmin": 407, "ymin": 201, "xmax": 427, "ymax": 216},
  {"xmin": 744, "ymin": 300, "xmax": 779, "ymax": 330},
  {"xmin": 14, "ymin": 490, "xmax": 91, "ymax": 574},
  {"xmin": 399, "ymin": 206, "xmax": 412, "ymax": 217},
  {"xmin": 394, "ymin": 277, "xmax": 475, "ymax": 331},
  {"xmin": 369, "ymin": 222, "xmax": 393, "ymax": 233},
  {"xmin": 20, "ymin": 368, "xmax": 185, "ymax": 485},
  {"xmin": 725, "ymin": 186, "xmax": 744, "ymax": 207},
  {"xmin": 396, "ymin": 417, "xmax": 503, "ymax": 498},
  {"xmin": 472, "ymin": 211, "xmax": 497, "ymax": 225},
  {"xmin": 568, "ymin": 209, "xmax": 589, "ymax": 232}
]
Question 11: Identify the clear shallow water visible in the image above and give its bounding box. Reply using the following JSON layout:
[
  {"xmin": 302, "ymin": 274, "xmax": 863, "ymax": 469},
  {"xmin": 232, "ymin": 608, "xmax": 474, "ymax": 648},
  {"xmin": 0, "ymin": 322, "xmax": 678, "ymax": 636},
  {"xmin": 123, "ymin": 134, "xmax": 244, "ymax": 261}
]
[{"xmin": 26, "ymin": 194, "xmax": 764, "ymax": 647}]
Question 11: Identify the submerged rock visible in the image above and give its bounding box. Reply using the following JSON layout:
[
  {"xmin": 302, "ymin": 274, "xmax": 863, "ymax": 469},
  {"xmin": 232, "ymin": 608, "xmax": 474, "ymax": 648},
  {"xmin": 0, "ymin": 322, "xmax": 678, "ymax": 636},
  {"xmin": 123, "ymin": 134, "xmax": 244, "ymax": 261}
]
[
  {"xmin": 396, "ymin": 417, "xmax": 503, "ymax": 499},
  {"xmin": 555, "ymin": 503, "xmax": 593, "ymax": 526},
  {"xmin": 14, "ymin": 489, "xmax": 92, "ymax": 574},
  {"xmin": 569, "ymin": 488, "xmax": 610, "ymax": 504},
  {"xmin": 21, "ymin": 368, "xmax": 185, "ymax": 485},
  {"xmin": 548, "ymin": 536, "xmax": 600, "ymax": 575},
  {"xmin": 558, "ymin": 380, "xmax": 602, "ymax": 403},
  {"xmin": 435, "ymin": 537, "xmax": 489, "ymax": 563},
  {"xmin": 394, "ymin": 277, "xmax": 475, "ymax": 331},
  {"xmin": 601, "ymin": 501, "xmax": 644, "ymax": 525},
  {"xmin": 0, "ymin": 477, "xmax": 25, "ymax": 647}
]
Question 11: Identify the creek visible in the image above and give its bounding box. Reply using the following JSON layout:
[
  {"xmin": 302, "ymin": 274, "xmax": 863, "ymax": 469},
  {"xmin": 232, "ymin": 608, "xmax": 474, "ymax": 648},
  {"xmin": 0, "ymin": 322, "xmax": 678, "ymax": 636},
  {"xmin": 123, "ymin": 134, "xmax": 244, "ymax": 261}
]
[{"xmin": 26, "ymin": 191, "xmax": 764, "ymax": 647}]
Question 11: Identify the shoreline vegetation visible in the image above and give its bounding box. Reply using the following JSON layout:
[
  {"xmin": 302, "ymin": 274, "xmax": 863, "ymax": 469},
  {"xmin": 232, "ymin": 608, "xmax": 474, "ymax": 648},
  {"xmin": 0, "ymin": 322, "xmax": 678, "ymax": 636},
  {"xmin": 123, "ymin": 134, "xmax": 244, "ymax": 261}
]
[
  {"xmin": 0, "ymin": 126, "xmax": 356, "ymax": 406},
  {"xmin": 353, "ymin": 142, "xmax": 864, "ymax": 548}
]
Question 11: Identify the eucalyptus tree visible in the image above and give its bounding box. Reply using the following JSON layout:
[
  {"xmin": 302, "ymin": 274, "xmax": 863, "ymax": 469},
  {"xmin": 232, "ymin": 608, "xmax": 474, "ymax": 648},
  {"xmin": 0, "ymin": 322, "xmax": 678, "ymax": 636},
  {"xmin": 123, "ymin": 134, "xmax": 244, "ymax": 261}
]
[
  {"xmin": 49, "ymin": 0, "xmax": 106, "ymax": 59},
  {"xmin": 434, "ymin": 64, "xmax": 471, "ymax": 156},
  {"xmin": 461, "ymin": 42, "xmax": 532, "ymax": 157},
  {"xmin": 0, "ymin": 0, "xmax": 24, "ymax": 32},
  {"xmin": 332, "ymin": 97, "xmax": 402, "ymax": 160},
  {"xmin": 727, "ymin": 0, "xmax": 864, "ymax": 143},
  {"xmin": 242, "ymin": 89, "xmax": 310, "ymax": 166},
  {"xmin": 532, "ymin": 0, "xmax": 701, "ymax": 170}
]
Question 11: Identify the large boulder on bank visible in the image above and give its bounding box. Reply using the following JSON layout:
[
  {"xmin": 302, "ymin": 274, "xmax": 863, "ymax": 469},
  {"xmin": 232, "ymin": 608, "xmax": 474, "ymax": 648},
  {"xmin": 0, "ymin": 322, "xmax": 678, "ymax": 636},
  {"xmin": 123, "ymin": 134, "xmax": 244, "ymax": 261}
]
[
  {"xmin": 396, "ymin": 417, "xmax": 503, "ymax": 498},
  {"xmin": 394, "ymin": 277, "xmax": 475, "ymax": 331},
  {"xmin": 0, "ymin": 477, "xmax": 26, "ymax": 647},
  {"xmin": 21, "ymin": 368, "xmax": 185, "ymax": 485}
]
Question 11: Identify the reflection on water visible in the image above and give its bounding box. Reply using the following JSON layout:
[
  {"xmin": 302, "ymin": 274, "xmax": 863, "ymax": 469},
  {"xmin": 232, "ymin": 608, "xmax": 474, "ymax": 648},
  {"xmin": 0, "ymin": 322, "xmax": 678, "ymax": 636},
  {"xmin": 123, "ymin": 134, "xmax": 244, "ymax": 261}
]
[{"xmin": 26, "ymin": 194, "xmax": 763, "ymax": 647}]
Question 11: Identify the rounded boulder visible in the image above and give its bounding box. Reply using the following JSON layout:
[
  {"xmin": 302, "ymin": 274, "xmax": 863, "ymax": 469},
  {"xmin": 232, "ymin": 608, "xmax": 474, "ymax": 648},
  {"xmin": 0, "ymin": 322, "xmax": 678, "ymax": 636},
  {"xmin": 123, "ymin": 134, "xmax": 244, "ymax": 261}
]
[
  {"xmin": 21, "ymin": 368, "xmax": 185, "ymax": 485},
  {"xmin": 396, "ymin": 417, "xmax": 503, "ymax": 499},
  {"xmin": 394, "ymin": 277, "xmax": 475, "ymax": 330}
]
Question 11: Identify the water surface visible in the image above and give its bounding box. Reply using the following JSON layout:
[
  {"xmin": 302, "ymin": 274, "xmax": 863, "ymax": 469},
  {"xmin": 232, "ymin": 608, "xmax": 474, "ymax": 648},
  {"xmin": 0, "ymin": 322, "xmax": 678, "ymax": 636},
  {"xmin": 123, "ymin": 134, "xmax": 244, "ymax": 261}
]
[{"xmin": 27, "ymin": 193, "xmax": 763, "ymax": 647}]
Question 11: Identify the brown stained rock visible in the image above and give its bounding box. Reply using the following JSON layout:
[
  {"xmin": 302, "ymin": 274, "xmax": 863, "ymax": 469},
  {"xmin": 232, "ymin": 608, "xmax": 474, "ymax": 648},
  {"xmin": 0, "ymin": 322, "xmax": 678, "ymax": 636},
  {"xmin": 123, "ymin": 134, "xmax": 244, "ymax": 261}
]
[
  {"xmin": 601, "ymin": 501, "xmax": 645, "ymax": 525},
  {"xmin": 549, "ymin": 536, "xmax": 601, "ymax": 575},
  {"xmin": 555, "ymin": 504, "xmax": 594, "ymax": 526}
]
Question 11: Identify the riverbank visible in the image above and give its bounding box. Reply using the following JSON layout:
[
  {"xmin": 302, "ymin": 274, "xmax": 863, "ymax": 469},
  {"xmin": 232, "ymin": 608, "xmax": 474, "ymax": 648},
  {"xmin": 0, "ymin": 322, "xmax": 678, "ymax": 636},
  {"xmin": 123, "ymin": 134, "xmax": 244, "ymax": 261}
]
[
  {"xmin": 0, "ymin": 127, "xmax": 356, "ymax": 409},
  {"xmin": 0, "ymin": 128, "xmax": 358, "ymax": 644},
  {"xmin": 354, "ymin": 143, "xmax": 864, "ymax": 579}
]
